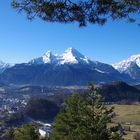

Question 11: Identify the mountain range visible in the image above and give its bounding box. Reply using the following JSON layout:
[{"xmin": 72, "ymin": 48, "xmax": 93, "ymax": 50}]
[{"xmin": 0, "ymin": 48, "xmax": 140, "ymax": 86}]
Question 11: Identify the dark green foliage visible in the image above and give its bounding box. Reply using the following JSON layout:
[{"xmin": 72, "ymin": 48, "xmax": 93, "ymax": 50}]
[
  {"xmin": 7, "ymin": 128, "xmax": 15, "ymax": 140},
  {"xmin": 11, "ymin": 0, "xmax": 140, "ymax": 26},
  {"xmin": 7, "ymin": 124, "xmax": 40, "ymax": 140},
  {"xmin": 51, "ymin": 85, "xmax": 122, "ymax": 140},
  {"xmin": 25, "ymin": 98, "xmax": 60, "ymax": 121},
  {"xmin": 40, "ymin": 138, "xmax": 49, "ymax": 140},
  {"xmin": 98, "ymin": 81, "xmax": 140, "ymax": 102}
]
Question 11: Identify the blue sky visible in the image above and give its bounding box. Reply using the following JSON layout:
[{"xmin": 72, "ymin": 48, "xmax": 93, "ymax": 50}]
[{"xmin": 0, "ymin": 1, "xmax": 140, "ymax": 64}]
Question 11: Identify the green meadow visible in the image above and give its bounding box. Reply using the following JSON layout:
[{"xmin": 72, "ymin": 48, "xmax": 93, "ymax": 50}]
[{"xmin": 110, "ymin": 104, "xmax": 140, "ymax": 140}]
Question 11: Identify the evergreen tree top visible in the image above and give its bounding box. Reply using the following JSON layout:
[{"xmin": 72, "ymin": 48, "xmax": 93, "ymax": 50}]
[{"xmin": 11, "ymin": 0, "xmax": 140, "ymax": 27}]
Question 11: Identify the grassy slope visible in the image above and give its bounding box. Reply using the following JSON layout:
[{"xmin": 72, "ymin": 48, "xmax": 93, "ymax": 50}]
[
  {"xmin": 110, "ymin": 104, "xmax": 140, "ymax": 140},
  {"xmin": 113, "ymin": 105, "xmax": 140, "ymax": 123}
]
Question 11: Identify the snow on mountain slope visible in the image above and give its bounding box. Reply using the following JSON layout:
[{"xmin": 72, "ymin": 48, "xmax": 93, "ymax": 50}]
[
  {"xmin": 29, "ymin": 51, "xmax": 57, "ymax": 64},
  {"xmin": 112, "ymin": 54, "xmax": 140, "ymax": 73},
  {"xmin": 58, "ymin": 48, "xmax": 90, "ymax": 64},
  {"xmin": 29, "ymin": 48, "xmax": 90, "ymax": 65}
]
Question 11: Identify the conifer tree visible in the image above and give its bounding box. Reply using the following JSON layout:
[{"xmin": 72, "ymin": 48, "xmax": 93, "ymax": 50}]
[
  {"xmin": 51, "ymin": 85, "xmax": 123, "ymax": 140},
  {"xmin": 7, "ymin": 124, "xmax": 40, "ymax": 140}
]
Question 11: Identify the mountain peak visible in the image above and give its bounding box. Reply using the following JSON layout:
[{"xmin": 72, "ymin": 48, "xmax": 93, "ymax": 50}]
[
  {"xmin": 65, "ymin": 47, "xmax": 74, "ymax": 51},
  {"xmin": 44, "ymin": 50, "xmax": 51, "ymax": 56},
  {"xmin": 59, "ymin": 47, "xmax": 89, "ymax": 64},
  {"xmin": 29, "ymin": 48, "xmax": 90, "ymax": 65},
  {"xmin": 29, "ymin": 50, "xmax": 55, "ymax": 65},
  {"xmin": 42, "ymin": 50, "xmax": 54, "ymax": 63},
  {"xmin": 129, "ymin": 54, "xmax": 140, "ymax": 67},
  {"xmin": 112, "ymin": 53, "xmax": 140, "ymax": 72},
  {"xmin": 64, "ymin": 47, "xmax": 78, "ymax": 53}
]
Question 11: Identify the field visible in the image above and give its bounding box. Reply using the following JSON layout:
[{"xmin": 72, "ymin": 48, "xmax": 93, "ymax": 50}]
[{"xmin": 110, "ymin": 104, "xmax": 140, "ymax": 140}]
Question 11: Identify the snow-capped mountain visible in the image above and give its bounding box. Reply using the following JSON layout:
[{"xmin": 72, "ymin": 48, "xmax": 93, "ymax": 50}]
[
  {"xmin": 29, "ymin": 47, "xmax": 124, "ymax": 76},
  {"xmin": 29, "ymin": 48, "xmax": 90, "ymax": 65},
  {"xmin": 112, "ymin": 54, "xmax": 140, "ymax": 81},
  {"xmin": 113, "ymin": 54, "xmax": 140, "ymax": 72},
  {"xmin": 0, "ymin": 48, "xmax": 125, "ymax": 86}
]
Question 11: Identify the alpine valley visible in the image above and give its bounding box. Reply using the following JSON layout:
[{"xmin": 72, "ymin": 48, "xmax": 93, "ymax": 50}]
[{"xmin": 0, "ymin": 48, "xmax": 140, "ymax": 86}]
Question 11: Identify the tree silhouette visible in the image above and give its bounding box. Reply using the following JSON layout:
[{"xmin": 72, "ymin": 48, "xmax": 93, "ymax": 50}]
[{"xmin": 11, "ymin": 0, "xmax": 140, "ymax": 27}]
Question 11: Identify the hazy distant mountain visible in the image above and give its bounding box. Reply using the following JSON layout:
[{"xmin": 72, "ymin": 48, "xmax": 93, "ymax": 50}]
[
  {"xmin": 0, "ymin": 48, "xmax": 125, "ymax": 86},
  {"xmin": 113, "ymin": 54, "xmax": 140, "ymax": 82},
  {"xmin": 0, "ymin": 60, "xmax": 11, "ymax": 73}
]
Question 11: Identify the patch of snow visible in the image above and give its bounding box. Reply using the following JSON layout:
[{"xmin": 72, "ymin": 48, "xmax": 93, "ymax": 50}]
[
  {"xmin": 94, "ymin": 68, "xmax": 105, "ymax": 73},
  {"xmin": 39, "ymin": 129, "xmax": 46, "ymax": 138}
]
